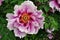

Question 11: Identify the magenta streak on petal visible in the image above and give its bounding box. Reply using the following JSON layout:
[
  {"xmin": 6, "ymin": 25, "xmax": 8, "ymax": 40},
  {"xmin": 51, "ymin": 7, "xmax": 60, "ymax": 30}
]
[
  {"xmin": 54, "ymin": 0, "xmax": 60, "ymax": 8},
  {"xmin": 17, "ymin": 10, "xmax": 21, "ymax": 16}
]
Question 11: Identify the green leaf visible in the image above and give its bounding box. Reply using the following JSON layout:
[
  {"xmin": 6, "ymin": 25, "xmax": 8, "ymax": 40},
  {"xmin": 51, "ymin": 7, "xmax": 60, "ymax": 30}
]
[
  {"xmin": 38, "ymin": 0, "xmax": 44, "ymax": 3},
  {"xmin": 43, "ymin": 5, "xmax": 50, "ymax": 12},
  {"xmin": 48, "ymin": 16, "xmax": 58, "ymax": 30}
]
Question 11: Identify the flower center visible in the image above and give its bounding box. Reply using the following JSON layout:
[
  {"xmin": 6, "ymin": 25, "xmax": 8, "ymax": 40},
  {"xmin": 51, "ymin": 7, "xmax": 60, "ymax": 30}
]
[{"xmin": 20, "ymin": 13, "xmax": 30, "ymax": 23}]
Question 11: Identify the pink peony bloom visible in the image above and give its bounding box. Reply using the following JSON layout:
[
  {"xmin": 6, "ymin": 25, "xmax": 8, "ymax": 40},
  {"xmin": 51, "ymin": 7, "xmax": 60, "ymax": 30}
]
[
  {"xmin": 47, "ymin": 34, "xmax": 53, "ymax": 39},
  {"xmin": 46, "ymin": 28, "xmax": 54, "ymax": 33},
  {"xmin": 6, "ymin": 1, "xmax": 44, "ymax": 38},
  {"xmin": 0, "ymin": 0, "xmax": 4, "ymax": 6},
  {"xmin": 47, "ymin": 28, "xmax": 54, "ymax": 39},
  {"xmin": 49, "ymin": 0, "xmax": 60, "ymax": 12}
]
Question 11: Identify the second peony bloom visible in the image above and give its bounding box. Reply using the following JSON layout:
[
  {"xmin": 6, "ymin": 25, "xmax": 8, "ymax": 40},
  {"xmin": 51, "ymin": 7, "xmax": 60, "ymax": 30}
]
[
  {"xmin": 0, "ymin": 0, "xmax": 4, "ymax": 6},
  {"xmin": 49, "ymin": 0, "xmax": 60, "ymax": 12},
  {"xmin": 6, "ymin": 1, "xmax": 44, "ymax": 38}
]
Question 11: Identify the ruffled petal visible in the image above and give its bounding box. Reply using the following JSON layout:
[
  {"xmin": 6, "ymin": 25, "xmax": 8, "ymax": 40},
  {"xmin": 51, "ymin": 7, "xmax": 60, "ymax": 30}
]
[
  {"xmin": 34, "ymin": 27, "xmax": 39, "ymax": 34},
  {"xmin": 20, "ymin": 1, "xmax": 37, "ymax": 13},
  {"xmin": 7, "ymin": 19, "xmax": 16, "ymax": 30},
  {"xmin": 49, "ymin": 1, "xmax": 55, "ymax": 9},
  {"xmin": 6, "ymin": 13, "xmax": 14, "ymax": 19},
  {"xmin": 58, "ymin": 0, "xmax": 60, "ymax": 4},
  {"xmin": 32, "ymin": 21, "xmax": 39, "ymax": 27},
  {"xmin": 27, "ymin": 23, "xmax": 35, "ymax": 34},
  {"xmin": 14, "ymin": 28, "xmax": 26, "ymax": 38},
  {"xmin": 18, "ymin": 25, "xmax": 28, "ymax": 33},
  {"xmin": 47, "ymin": 34, "xmax": 53, "ymax": 39}
]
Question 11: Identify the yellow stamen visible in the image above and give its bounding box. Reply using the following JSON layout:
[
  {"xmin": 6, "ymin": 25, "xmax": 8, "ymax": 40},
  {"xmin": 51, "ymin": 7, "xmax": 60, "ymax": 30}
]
[{"xmin": 20, "ymin": 13, "xmax": 30, "ymax": 23}]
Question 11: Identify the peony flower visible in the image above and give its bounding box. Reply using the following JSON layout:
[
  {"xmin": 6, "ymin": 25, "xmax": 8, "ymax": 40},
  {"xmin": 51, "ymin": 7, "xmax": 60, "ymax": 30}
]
[
  {"xmin": 6, "ymin": 1, "xmax": 44, "ymax": 38},
  {"xmin": 0, "ymin": 0, "xmax": 4, "ymax": 6},
  {"xmin": 46, "ymin": 28, "xmax": 54, "ymax": 39},
  {"xmin": 47, "ymin": 34, "xmax": 53, "ymax": 39},
  {"xmin": 49, "ymin": 0, "xmax": 60, "ymax": 12},
  {"xmin": 46, "ymin": 28, "xmax": 54, "ymax": 33}
]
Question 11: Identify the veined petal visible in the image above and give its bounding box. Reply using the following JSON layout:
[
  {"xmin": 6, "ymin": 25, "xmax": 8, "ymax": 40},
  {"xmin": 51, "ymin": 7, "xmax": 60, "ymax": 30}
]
[
  {"xmin": 7, "ymin": 19, "xmax": 16, "ymax": 30},
  {"xmin": 6, "ymin": 13, "xmax": 14, "ymax": 19},
  {"xmin": 49, "ymin": 0, "xmax": 60, "ymax": 12},
  {"xmin": 14, "ymin": 28, "xmax": 26, "ymax": 38},
  {"xmin": 20, "ymin": 1, "xmax": 37, "ymax": 13},
  {"xmin": 49, "ymin": 1, "xmax": 55, "ymax": 9},
  {"xmin": 27, "ymin": 23, "xmax": 35, "ymax": 34}
]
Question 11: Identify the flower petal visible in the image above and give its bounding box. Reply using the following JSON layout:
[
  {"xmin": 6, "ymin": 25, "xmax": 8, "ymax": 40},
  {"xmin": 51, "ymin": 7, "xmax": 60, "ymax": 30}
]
[
  {"xmin": 7, "ymin": 19, "xmax": 16, "ymax": 30},
  {"xmin": 7, "ymin": 22, "xmax": 14, "ymax": 30},
  {"xmin": 14, "ymin": 28, "xmax": 26, "ymax": 38},
  {"xmin": 6, "ymin": 13, "xmax": 14, "ymax": 19},
  {"xmin": 49, "ymin": 1, "xmax": 55, "ymax": 9},
  {"xmin": 20, "ymin": 1, "xmax": 37, "ymax": 13},
  {"xmin": 27, "ymin": 23, "xmax": 35, "ymax": 34},
  {"xmin": 47, "ymin": 34, "xmax": 53, "ymax": 39},
  {"xmin": 47, "ymin": 29, "xmax": 52, "ymax": 33}
]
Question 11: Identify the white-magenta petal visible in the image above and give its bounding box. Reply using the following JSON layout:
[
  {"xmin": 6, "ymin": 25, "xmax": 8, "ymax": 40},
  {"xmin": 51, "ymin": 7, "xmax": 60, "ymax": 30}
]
[
  {"xmin": 14, "ymin": 28, "xmax": 26, "ymax": 38},
  {"xmin": 6, "ymin": 13, "xmax": 14, "ymax": 19},
  {"xmin": 49, "ymin": 1, "xmax": 55, "ymax": 9}
]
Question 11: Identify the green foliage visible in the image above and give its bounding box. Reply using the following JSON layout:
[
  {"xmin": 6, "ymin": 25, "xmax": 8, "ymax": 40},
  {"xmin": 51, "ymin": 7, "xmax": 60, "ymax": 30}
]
[
  {"xmin": 43, "ymin": 5, "xmax": 50, "ymax": 12},
  {"xmin": 0, "ymin": 17, "xmax": 16, "ymax": 40},
  {"xmin": 45, "ymin": 16, "xmax": 58, "ymax": 30}
]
